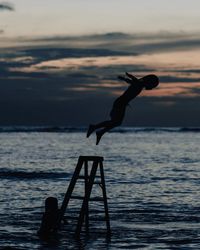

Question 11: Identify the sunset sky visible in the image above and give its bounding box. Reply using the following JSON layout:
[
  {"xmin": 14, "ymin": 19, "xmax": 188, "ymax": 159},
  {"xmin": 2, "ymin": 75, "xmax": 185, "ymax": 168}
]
[{"xmin": 1, "ymin": 0, "xmax": 200, "ymax": 126}]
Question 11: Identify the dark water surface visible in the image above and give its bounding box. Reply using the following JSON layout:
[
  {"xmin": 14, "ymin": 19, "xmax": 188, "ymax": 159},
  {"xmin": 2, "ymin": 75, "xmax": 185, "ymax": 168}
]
[{"xmin": 0, "ymin": 129, "xmax": 200, "ymax": 249}]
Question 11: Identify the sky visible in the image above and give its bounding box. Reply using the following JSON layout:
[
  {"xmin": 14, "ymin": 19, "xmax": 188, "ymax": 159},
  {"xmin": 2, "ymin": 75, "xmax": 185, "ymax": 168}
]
[
  {"xmin": 0, "ymin": 0, "xmax": 200, "ymax": 126},
  {"xmin": 1, "ymin": 0, "xmax": 200, "ymax": 36}
]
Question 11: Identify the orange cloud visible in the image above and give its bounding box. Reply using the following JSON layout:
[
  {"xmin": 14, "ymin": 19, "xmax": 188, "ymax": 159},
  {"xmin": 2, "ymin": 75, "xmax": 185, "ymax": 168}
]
[
  {"xmin": 8, "ymin": 49, "xmax": 200, "ymax": 98},
  {"xmin": 10, "ymin": 49, "xmax": 200, "ymax": 73},
  {"xmin": 141, "ymin": 82, "xmax": 200, "ymax": 97}
]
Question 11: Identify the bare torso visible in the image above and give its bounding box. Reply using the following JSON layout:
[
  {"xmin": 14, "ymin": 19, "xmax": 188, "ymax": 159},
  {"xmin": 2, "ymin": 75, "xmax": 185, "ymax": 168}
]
[
  {"xmin": 113, "ymin": 83, "xmax": 143, "ymax": 107},
  {"xmin": 110, "ymin": 83, "xmax": 143, "ymax": 121}
]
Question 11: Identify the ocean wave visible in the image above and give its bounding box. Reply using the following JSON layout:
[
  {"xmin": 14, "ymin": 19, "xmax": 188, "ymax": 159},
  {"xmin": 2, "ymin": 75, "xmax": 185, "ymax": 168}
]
[
  {"xmin": 115, "ymin": 127, "xmax": 200, "ymax": 133},
  {"xmin": 0, "ymin": 169, "xmax": 69, "ymax": 180},
  {"xmin": 0, "ymin": 126, "xmax": 85, "ymax": 133},
  {"xmin": 179, "ymin": 127, "xmax": 200, "ymax": 132},
  {"xmin": 0, "ymin": 126, "xmax": 200, "ymax": 133}
]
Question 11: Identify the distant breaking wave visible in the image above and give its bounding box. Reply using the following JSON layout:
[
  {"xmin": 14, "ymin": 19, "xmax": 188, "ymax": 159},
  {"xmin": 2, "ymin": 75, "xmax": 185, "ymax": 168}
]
[
  {"xmin": 0, "ymin": 126, "xmax": 200, "ymax": 133},
  {"xmin": 0, "ymin": 126, "xmax": 84, "ymax": 133},
  {"xmin": 0, "ymin": 168, "xmax": 69, "ymax": 180}
]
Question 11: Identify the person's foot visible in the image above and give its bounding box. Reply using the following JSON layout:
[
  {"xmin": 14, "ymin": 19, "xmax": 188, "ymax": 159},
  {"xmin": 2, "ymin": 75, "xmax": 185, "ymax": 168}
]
[
  {"xmin": 86, "ymin": 124, "xmax": 95, "ymax": 138},
  {"xmin": 96, "ymin": 131, "xmax": 102, "ymax": 145}
]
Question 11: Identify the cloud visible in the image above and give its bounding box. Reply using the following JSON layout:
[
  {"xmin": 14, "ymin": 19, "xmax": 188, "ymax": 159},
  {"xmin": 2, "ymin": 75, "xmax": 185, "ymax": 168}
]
[
  {"xmin": 21, "ymin": 47, "xmax": 135, "ymax": 65},
  {"xmin": 1, "ymin": 32, "xmax": 200, "ymax": 126},
  {"xmin": 0, "ymin": 2, "xmax": 14, "ymax": 11},
  {"xmin": 21, "ymin": 31, "xmax": 200, "ymax": 54},
  {"xmin": 1, "ymin": 31, "xmax": 200, "ymax": 108}
]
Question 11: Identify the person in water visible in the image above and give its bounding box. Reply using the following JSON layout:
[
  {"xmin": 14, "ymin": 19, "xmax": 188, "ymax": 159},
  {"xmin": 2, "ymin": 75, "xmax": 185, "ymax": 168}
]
[
  {"xmin": 38, "ymin": 197, "xmax": 60, "ymax": 239},
  {"xmin": 87, "ymin": 72, "xmax": 159, "ymax": 145}
]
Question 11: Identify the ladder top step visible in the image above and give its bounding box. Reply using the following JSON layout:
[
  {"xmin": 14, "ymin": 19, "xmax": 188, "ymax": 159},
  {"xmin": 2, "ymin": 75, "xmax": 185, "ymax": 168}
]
[{"xmin": 79, "ymin": 156, "xmax": 104, "ymax": 161}]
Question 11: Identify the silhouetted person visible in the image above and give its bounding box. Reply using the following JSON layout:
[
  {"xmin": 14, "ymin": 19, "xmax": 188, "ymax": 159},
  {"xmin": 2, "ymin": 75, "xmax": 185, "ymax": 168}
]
[
  {"xmin": 38, "ymin": 197, "xmax": 60, "ymax": 239},
  {"xmin": 87, "ymin": 72, "xmax": 159, "ymax": 145}
]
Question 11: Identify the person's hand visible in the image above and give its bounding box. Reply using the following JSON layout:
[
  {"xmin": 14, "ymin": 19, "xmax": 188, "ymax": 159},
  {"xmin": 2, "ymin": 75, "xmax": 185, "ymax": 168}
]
[
  {"xmin": 118, "ymin": 75, "xmax": 133, "ymax": 84},
  {"xmin": 118, "ymin": 75, "xmax": 126, "ymax": 81},
  {"xmin": 126, "ymin": 72, "xmax": 138, "ymax": 83},
  {"xmin": 126, "ymin": 72, "xmax": 135, "ymax": 79}
]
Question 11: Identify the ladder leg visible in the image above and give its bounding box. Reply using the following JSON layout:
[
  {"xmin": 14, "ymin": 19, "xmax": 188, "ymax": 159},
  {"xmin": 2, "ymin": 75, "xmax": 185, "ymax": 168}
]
[
  {"xmin": 99, "ymin": 161, "xmax": 111, "ymax": 236},
  {"xmin": 57, "ymin": 157, "xmax": 84, "ymax": 227},
  {"xmin": 75, "ymin": 161, "xmax": 98, "ymax": 237},
  {"xmin": 84, "ymin": 160, "xmax": 89, "ymax": 233}
]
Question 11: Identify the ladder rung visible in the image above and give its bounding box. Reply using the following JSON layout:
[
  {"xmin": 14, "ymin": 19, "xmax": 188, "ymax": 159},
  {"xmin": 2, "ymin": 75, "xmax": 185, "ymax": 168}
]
[
  {"xmin": 65, "ymin": 215, "xmax": 106, "ymax": 221},
  {"xmin": 89, "ymin": 197, "xmax": 104, "ymax": 202},
  {"xmin": 70, "ymin": 195, "xmax": 84, "ymax": 200},
  {"xmin": 70, "ymin": 195, "xmax": 104, "ymax": 202},
  {"xmin": 65, "ymin": 216, "xmax": 78, "ymax": 220},
  {"xmin": 78, "ymin": 175, "xmax": 101, "ymax": 179},
  {"xmin": 78, "ymin": 176, "xmax": 87, "ymax": 179},
  {"xmin": 88, "ymin": 217, "xmax": 107, "ymax": 221},
  {"xmin": 66, "ymin": 217, "xmax": 106, "ymax": 221}
]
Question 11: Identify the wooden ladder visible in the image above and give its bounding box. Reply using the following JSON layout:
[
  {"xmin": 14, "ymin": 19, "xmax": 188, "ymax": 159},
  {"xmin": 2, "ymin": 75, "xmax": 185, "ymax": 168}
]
[{"xmin": 57, "ymin": 155, "xmax": 111, "ymax": 237}]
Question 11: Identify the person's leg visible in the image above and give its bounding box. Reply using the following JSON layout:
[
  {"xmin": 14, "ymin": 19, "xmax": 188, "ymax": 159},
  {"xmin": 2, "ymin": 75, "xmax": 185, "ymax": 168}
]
[
  {"xmin": 95, "ymin": 106, "xmax": 125, "ymax": 144},
  {"xmin": 87, "ymin": 120, "xmax": 113, "ymax": 138},
  {"xmin": 96, "ymin": 120, "xmax": 122, "ymax": 145}
]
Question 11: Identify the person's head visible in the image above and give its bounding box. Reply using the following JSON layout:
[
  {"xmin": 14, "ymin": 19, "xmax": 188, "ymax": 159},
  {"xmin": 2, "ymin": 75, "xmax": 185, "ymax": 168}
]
[
  {"xmin": 139, "ymin": 74, "xmax": 159, "ymax": 90},
  {"xmin": 45, "ymin": 197, "xmax": 58, "ymax": 212}
]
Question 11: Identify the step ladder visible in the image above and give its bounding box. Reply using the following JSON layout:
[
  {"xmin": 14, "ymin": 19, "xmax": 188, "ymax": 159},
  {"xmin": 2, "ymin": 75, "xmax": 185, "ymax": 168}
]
[{"xmin": 57, "ymin": 156, "xmax": 111, "ymax": 237}]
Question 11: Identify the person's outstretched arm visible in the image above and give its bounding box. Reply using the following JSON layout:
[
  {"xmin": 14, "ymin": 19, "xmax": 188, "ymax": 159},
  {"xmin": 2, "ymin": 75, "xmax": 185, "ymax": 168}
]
[
  {"xmin": 118, "ymin": 75, "xmax": 132, "ymax": 83},
  {"xmin": 125, "ymin": 72, "xmax": 138, "ymax": 82},
  {"xmin": 118, "ymin": 72, "xmax": 138, "ymax": 85}
]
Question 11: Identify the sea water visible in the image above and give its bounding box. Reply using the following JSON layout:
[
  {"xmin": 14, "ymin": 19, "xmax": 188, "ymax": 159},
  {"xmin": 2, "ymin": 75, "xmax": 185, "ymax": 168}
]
[{"xmin": 0, "ymin": 128, "xmax": 200, "ymax": 249}]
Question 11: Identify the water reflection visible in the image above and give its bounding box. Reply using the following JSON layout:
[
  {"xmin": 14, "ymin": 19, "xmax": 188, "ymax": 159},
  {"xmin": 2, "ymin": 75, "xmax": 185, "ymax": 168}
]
[{"xmin": 0, "ymin": 131, "xmax": 200, "ymax": 249}]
